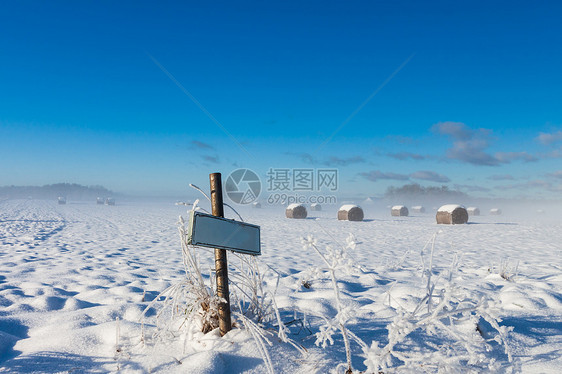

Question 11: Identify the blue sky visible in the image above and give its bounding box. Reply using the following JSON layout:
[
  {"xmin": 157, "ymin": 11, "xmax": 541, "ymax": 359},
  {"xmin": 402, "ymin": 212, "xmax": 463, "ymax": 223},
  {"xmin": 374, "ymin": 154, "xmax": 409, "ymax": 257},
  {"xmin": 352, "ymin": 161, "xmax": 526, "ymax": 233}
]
[{"xmin": 1, "ymin": 1, "xmax": 562, "ymax": 199}]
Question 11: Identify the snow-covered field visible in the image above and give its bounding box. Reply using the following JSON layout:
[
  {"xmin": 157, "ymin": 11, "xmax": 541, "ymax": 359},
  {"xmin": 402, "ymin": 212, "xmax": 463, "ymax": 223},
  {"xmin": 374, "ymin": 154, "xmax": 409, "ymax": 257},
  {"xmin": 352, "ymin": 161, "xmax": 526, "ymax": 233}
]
[{"xmin": 0, "ymin": 199, "xmax": 561, "ymax": 373}]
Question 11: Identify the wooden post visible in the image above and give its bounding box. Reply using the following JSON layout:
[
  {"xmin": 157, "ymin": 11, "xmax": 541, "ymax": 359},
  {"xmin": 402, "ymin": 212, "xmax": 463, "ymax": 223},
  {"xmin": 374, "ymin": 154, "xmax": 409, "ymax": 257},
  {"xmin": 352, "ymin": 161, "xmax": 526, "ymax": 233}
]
[{"xmin": 209, "ymin": 172, "xmax": 232, "ymax": 336}]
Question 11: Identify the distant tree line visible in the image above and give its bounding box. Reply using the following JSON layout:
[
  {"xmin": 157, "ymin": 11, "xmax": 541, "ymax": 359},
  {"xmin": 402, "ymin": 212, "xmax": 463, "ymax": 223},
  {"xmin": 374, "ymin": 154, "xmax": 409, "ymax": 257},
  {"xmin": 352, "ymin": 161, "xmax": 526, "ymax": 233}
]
[
  {"xmin": 385, "ymin": 183, "xmax": 467, "ymax": 199},
  {"xmin": 0, "ymin": 183, "xmax": 113, "ymax": 200}
]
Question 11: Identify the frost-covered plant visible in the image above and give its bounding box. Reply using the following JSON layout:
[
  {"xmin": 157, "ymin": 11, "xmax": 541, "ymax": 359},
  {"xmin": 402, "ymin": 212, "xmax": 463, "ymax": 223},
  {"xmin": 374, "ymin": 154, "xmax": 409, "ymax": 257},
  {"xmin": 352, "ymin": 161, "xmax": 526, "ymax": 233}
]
[
  {"xmin": 302, "ymin": 233, "xmax": 360, "ymax": 374},
  {"xmin": 141, "ymin": 199, "xmax": 304, "ymax": 373},
  {"xmin": 139, "ymin": 211, "xmax": 222, "ymax": 338},
  {"xmin": 300, "ymin": 232, "xmax": 517, "ymax": 373},
  {"xmin": 356, "ymin": 232, "xmax": 518, "ymax": 373},
  {"xmin": 141, "ymin": 199, "xmax": 275, "ymax": 331},
  {"xmin": 498, "ymin": 258, "xmax": 519, "ymax": 281}
]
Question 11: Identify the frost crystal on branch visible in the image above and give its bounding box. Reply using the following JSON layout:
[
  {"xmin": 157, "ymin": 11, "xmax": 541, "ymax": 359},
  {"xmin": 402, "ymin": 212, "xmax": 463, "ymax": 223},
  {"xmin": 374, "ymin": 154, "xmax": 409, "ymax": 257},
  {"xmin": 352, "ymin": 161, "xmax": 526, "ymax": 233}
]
[
  {"xmin": 140, "ymin": 203, "xmax": 305, "ymax": 373},
  {"xmin": 297, "ymin": 231, "xmax": 517, "ymax": 373},
  {"xmin": 300, "ymin": 233, "xmax": 362, "ymax": 373},
  {"xmin": 356, "ymin": 232, "xmax": 518, "ymax": 373}
]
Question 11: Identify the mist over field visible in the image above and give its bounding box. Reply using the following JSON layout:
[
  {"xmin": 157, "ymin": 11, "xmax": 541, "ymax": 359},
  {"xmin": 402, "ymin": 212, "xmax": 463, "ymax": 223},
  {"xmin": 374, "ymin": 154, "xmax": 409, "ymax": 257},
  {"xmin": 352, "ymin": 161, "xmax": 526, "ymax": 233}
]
[{"xmin": 0, "ymin": 184, "xmax": 114, "ymax": 200}]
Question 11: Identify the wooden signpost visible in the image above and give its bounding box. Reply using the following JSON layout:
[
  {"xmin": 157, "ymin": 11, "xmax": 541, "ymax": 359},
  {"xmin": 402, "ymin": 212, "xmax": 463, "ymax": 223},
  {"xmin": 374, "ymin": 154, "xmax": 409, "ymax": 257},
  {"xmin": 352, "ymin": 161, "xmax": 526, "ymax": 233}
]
[{"xmin": 187, "ymin": 173, "xmax": 261, "ymax": 336}]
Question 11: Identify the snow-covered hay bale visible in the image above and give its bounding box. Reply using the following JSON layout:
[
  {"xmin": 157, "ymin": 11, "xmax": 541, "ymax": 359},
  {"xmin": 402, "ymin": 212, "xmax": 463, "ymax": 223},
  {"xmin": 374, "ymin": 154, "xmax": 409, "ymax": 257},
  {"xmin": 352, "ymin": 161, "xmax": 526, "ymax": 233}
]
[
  {"xmin": 411, "ymin": 205, "xmax": 425, "ymax": 213},
  {"xmin": 391, "ymin": 205, "xmax": 409, "ymax": 217},
  {"xmin": 490, "ymin": 208, "xmax": 502, "ymax": 215},
  {"xmin": 286, "ymin": 203, "xmax": 307, "ymax": 219},
  {"xmin": 252, "ymin": 201, "xmax": 261, "ymax": 208},
  {"xmin": 337, "ymin": 204, "xmax": 364, "ymax": 221},
  {"xmin": 310, "ymin": 203, "xmax": 322, "ymax": 211},
  {"xmin": 436, "ymin": 204, "xmax": 468, "ymax": 224},
  {"xmin": 467, "ymin": 207, "xmax": 480, "ymax": 216},
  {"xmin": 57, "ymin": 197, "xmax": 66, "ymax": 205}
]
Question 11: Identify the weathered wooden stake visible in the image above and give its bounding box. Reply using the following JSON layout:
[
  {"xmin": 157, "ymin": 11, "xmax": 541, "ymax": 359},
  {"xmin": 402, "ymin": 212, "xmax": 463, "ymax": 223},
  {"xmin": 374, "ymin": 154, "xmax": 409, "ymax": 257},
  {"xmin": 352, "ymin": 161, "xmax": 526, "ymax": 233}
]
[{"xmin": 209, "ymin": 172, "xmax": 232, "ymax": 336}]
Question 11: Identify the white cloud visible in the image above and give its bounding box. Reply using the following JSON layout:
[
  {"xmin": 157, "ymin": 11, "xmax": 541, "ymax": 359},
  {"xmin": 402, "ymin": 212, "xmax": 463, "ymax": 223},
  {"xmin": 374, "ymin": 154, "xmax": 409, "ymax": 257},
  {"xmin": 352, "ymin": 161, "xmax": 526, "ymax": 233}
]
[
  {"xmin": 432, "ymin": 122, "xmax": 499, "ymax": 166},
  {"xmin": 547, "ymin": 170, "xmax": 562, "ymax": 179},
  {"xmin": 387, "ymin": 152, "xmax": 427, "ymax": 161},
  {"xmin": 497, "ymin": 179, "xmax": 552, "ymax": 191},
  {"xmin": 323, "ymin": 156, "xmax": 366, "ymax": 166},
  {"xmin": 359, "ymin": 170, "xmax": 410, "ymax": 182},
  {"xmin": 201, "ymin": 155, "xmax": 220, "ymax": 164},
  {"xmin": 410, "ymin": 170, "xmax": 450, "ymax": 183},
  {"xmin": 360, "ymin": 169, "xmax": 450, "ymax": 183},
  {"xmin": 495, "ymin": 152, "xmax": 538, "ymax": 163},
  {"xmin": 536, "ymin": 130, "xmax": 562, "ymax": 145},
  {"xmin": 191, "ymin": 140, "xmax": 214, "ymax": 149},
  {"xmin": 453, "ymin": 184, "xmax": 491, "ymax": 192},
  {"xmin": 433, "ymin": 122, "xmax": 537, "ymax": 166},
  {"xmin": 488, "ymin": 174, "xmax": 515, "ymax": 181}
]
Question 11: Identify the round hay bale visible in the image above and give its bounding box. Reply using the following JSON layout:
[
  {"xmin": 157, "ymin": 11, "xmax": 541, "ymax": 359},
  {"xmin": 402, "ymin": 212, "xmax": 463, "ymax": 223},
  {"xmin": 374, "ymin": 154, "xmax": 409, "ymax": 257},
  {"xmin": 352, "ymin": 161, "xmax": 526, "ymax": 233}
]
[
  {"xmin": 467, "ymin": 207, "xmax": 480, "ymax": 216},
  {"xmin": 412, "ymin": 205, "xmax": 425, "ymax": 213},
  {"xmin": 489, "ymin": 208, "xmax": 502, "ymax": 215},
  {"xmin": 391, "ymin": 205, "xmax": 409, "ymax": 217},
  {"xmin": 436, "ymin": 204, "xmax": 468, "ymax": 224},
  {"xmin": 286, "ymin": 203, "xmax": 307, "ymax": 219},
  {"xmin": 310, "ymin": 203, "xmax": 322, "ymax": 211},
  {"xmin": 338, "ymin": 204, "xmax": 364, "ymax": 221},
  {"xmin": 252, "ymin": 201, "xmax": 261, "ymax": 208}
]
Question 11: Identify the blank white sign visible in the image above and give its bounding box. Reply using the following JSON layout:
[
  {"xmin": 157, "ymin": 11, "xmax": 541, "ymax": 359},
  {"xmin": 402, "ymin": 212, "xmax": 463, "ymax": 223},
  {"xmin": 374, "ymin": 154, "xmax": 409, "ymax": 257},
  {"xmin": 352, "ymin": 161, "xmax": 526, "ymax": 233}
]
[{"xmin": 187, "ymin": 211, "xmax": 261, "ymax": 255}]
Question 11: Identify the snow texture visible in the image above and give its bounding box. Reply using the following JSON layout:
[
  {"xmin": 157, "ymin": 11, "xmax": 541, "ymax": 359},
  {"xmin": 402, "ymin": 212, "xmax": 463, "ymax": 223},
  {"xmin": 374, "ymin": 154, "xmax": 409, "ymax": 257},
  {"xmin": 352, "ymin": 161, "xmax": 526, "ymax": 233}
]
[
  {"xmin": 339, "ymin": 204, "xmax": 359, "ymax": 212},
  {"xmin": 0, "ymin": 199, "xmax": 561, "ymax": 373},
  {"xmin": 438, "ymin": 204, "xmax": 466, "ymax": 213}
]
